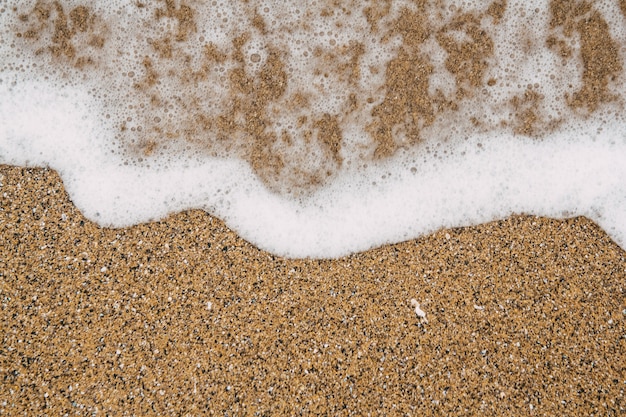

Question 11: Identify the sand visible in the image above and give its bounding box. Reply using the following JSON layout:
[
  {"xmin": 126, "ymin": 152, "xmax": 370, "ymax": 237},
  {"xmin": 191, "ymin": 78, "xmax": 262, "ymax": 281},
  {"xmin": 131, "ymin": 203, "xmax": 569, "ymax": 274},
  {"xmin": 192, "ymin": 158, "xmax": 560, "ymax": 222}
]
[
  {"xmin": 1, "ymin": 164, "xmax": 624, "ymax": 415},
  {"xmin": 2, "ymin": 1, "xmax": 626, "ymax": 414}
]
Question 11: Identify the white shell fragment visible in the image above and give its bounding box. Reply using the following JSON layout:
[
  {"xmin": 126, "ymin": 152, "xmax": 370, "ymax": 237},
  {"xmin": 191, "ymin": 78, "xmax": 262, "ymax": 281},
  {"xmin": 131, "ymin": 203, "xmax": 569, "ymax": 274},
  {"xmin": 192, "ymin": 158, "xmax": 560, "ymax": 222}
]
[{"xmin": 410, "ymin": 299, "xmax": 428, "ymax": 323}]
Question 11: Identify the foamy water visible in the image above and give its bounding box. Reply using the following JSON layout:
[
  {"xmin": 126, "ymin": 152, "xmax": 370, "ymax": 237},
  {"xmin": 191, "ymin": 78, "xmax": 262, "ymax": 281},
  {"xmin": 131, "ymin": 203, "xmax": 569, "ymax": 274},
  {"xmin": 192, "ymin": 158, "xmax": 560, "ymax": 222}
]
[{"xmin": 1, "ymin": 0, "xmax": 625, "ymax": 258}]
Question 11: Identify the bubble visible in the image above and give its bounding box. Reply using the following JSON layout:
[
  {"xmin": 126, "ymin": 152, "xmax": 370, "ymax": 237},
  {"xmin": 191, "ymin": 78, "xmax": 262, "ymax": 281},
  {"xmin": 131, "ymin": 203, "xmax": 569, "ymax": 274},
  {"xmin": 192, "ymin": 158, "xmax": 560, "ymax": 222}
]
[{"xmin": 0, "ymin": 0, "xmax": 625, "ymax": 257}]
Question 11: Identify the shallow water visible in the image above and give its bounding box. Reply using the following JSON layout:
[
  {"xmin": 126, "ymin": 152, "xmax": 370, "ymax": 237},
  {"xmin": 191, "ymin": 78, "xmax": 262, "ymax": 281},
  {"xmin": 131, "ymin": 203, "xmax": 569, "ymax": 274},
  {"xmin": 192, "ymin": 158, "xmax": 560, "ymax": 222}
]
[{"xmin": 1, "ymin": 0, "xmax": 625, "ymax": 257}]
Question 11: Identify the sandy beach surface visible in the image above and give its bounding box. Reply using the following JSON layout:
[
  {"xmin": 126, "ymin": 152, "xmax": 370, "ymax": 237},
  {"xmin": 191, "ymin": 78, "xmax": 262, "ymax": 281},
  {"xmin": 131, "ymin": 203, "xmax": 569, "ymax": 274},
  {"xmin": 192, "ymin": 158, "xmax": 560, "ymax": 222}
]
[
  {"xmin": 2, "ymin": 1, "xmax": 626, "ymax": 414},
  {"xmin": 1, "ymin": 164, "xmax": 624, "ymax": 415}
]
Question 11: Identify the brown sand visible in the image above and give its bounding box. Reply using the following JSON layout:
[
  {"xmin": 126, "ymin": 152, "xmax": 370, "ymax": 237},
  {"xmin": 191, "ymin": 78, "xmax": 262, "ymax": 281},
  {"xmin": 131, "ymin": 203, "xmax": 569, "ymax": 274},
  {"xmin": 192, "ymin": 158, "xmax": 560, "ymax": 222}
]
[
  {"xmin": 1, "ymin": 164, "xmax": 625, "ymax": 415},
  {"xmin": 3, "ymin": 1, "xmax": 626, "ymax": 415},
  {"xmin": 14, "ymin": 0, "xmax": 624, "ymax": 195}
]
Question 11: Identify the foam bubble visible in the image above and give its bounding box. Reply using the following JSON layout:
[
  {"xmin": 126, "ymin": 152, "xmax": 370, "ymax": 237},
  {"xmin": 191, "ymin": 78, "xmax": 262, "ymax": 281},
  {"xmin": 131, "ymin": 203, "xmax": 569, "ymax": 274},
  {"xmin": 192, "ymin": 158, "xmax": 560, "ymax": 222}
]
[{"xmin": 1, "ymin": 0, "xmax": 625, "ymax": 258}]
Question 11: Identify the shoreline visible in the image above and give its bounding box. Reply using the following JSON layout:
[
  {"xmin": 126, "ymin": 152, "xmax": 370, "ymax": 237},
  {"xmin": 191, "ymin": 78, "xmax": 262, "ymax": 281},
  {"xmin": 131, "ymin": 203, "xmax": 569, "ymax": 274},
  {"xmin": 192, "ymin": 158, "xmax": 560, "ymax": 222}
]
[
  {"xmin": 1, "ymin": 164, "xmax": 624, "ymax": 414},
  {"xmin": 3, "ymin": 0, "xmax": 626, "ymax": 413}
]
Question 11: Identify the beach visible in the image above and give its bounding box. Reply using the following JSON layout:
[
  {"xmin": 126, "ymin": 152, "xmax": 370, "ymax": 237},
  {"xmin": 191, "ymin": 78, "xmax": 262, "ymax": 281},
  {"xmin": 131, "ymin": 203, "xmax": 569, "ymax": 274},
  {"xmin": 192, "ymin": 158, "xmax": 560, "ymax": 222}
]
[
  {"xmin": 1, "ymin": 164, "xmax": 624, "ymax": 415},
  {"xmin": 2, "ymin": 0, "xmax": 626, "ymax": 414}
]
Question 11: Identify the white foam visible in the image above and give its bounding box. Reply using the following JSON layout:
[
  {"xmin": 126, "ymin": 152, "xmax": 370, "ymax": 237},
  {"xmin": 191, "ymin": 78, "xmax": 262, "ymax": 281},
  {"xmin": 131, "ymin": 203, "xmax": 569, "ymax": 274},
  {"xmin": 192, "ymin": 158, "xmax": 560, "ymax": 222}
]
[{"xmin": 1, "ymin": 0, "xmax": 625, "ymax": 258}]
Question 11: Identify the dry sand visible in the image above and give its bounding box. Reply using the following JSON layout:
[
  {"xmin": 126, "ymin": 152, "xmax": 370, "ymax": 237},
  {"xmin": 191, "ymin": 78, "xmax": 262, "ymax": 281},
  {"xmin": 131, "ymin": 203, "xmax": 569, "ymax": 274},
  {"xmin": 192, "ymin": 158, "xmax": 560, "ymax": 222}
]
[
  {"xmin": 2, "ymin": 1, "xmax": 626, "ymax": 415},
  {"xmin": 1, "ymin": 164, "xmax": 624, "ymax": 415}
]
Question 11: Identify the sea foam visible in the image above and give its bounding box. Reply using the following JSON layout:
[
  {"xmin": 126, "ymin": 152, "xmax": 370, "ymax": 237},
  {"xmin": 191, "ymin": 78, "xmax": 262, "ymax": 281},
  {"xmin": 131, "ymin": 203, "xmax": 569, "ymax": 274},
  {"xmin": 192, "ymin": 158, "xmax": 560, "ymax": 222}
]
[{"xmin": 1, "ymin": 0, "xmax": 625, "ymax": 258}]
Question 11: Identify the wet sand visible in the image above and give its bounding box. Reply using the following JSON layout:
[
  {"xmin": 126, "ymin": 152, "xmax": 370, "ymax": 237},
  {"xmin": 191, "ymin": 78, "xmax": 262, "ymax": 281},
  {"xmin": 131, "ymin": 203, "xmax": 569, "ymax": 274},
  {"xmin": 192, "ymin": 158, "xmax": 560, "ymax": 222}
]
[
  {"xmin": 1, "ymin": 164, "xmax": 624, "ymax": 415},
  {"xmin": 3, "ymin": 0, "xmax": 626, "ymax": 414}
]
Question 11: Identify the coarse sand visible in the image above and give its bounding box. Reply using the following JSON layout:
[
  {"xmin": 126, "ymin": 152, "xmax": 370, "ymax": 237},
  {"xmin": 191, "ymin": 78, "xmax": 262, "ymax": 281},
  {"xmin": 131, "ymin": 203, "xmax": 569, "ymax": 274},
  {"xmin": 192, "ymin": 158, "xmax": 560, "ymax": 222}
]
[{"xmin": 1, "ymin": 164, "xmax": 624, "ymax": 415}]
